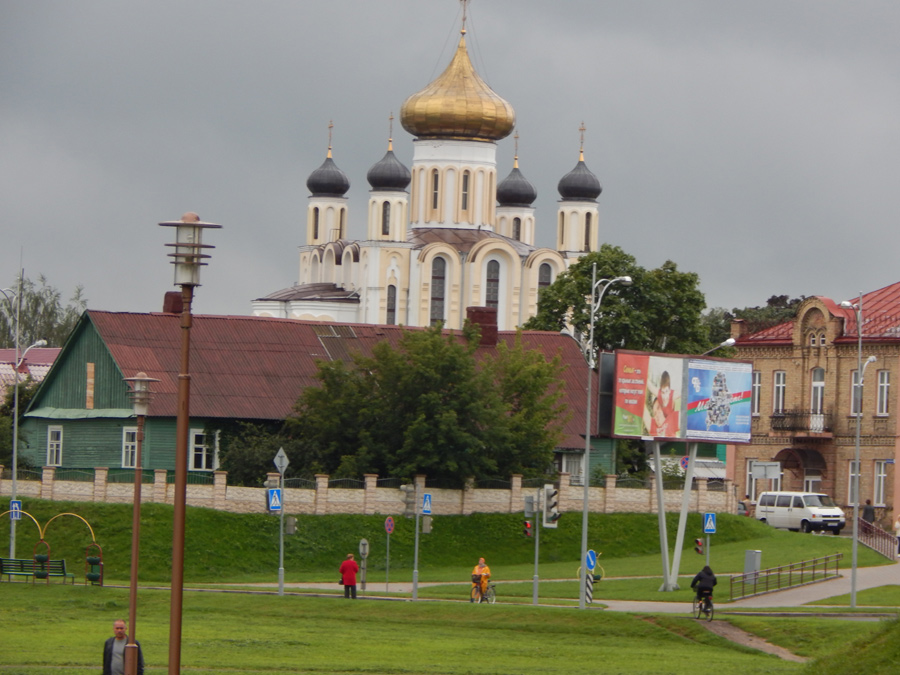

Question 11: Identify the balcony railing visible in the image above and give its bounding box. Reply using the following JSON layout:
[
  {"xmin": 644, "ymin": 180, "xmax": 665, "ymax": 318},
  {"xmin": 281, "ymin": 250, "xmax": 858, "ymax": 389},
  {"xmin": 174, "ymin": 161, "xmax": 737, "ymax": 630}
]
[{"xmin": 770, "ymin": 409, "xmax": 833, "ymax": 434}]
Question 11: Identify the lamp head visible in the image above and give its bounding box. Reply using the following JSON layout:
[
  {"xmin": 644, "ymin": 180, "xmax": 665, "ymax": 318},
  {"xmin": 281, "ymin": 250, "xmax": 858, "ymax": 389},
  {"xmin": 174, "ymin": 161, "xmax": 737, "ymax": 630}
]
[
  {"xmin": 616, "ymin": 276, "xmax": 633, "ymax": 286},
  {"xmin": 722, "ymin": 338, "xmax": 736, "ymax": 348},
  {"xmin": 34, "ymin": 339, "xmax": 48, "ymax": 348},
  {"xmin": 866, "ymin": 355, "xmax": 877, "ymax": 364},
  {"xmin": 840, "ymin": 300, "xmax": 857, "ymax": 310}
]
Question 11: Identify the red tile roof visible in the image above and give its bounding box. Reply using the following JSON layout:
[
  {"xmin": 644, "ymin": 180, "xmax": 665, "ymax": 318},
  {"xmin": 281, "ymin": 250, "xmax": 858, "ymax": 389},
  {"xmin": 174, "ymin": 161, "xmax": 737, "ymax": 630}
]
[
  {"xmin": 736, "ymin": 281, "xmax": 900, "ymax": 346},
  {"xmin": 87, "ymin": 311, "xmax": 593, "ymax": 450}
]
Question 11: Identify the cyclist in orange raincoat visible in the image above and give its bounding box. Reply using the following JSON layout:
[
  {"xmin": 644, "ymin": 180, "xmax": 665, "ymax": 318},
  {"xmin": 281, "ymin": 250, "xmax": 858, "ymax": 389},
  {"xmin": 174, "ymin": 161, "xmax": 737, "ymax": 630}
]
[{"xmin": 471, "ymin": 557, "xmax": 491, "ymax": 601}]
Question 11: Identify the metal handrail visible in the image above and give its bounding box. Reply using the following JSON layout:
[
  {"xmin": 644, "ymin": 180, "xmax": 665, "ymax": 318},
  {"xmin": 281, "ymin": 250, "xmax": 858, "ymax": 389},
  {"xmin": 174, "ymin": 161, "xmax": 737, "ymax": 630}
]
[
  {"xmin": 859, "ymin": 517, "xmax": 898, "ymax": 560},
  {"xmin": 730, "ymin": 553, "xmax": 843, "ymax": 601}
]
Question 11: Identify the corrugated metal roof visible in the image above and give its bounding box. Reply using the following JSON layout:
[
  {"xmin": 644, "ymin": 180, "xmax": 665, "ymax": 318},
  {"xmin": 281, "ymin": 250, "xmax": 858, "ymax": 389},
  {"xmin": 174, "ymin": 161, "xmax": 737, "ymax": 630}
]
[
  {"xmin": 0, "ymin": 348, "xmax": 61, "ymax": 389},
  {"xmin": 86, "ymin": 311, "xmax": 593, "ymax": 448}
]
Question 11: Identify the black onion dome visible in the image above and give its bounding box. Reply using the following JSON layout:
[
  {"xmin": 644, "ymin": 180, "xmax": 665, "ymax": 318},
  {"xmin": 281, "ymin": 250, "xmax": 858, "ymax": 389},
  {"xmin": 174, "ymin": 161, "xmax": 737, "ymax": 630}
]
[
  {"xmin": 557, "ymin": 159, "xmax": 601, "ymax": 201},
  {"xmin": 497, "ymin": 166, "xmax": 537, "ymax": 207},
  {"xmin": 306, "ymin": 155, "xmax": 350, "ymax": 197},
  {"xmin": 366, "ymin": 149, "xmax": 411, "ymax": 191}
]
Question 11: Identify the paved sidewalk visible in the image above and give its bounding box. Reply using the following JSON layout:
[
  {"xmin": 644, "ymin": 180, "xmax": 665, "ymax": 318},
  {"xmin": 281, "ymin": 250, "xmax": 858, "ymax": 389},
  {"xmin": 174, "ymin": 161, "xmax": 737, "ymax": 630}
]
[{"xmin": 224, "ymin": 559, "xmax": 900, "ymax": 613}]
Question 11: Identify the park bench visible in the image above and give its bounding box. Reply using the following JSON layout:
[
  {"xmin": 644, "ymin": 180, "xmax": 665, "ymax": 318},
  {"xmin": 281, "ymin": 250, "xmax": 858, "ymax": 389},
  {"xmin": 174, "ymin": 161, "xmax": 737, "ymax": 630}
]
[{"xmin": 0, "ymin": 557, "xmax": 75, "ymax": 584}]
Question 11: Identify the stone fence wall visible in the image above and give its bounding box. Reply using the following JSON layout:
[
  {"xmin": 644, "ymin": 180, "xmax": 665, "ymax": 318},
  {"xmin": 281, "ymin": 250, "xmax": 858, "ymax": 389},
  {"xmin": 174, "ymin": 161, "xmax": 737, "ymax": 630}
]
[{"xmin": 0, "ymin": 466, "xmax": 738, "ymax": 517}]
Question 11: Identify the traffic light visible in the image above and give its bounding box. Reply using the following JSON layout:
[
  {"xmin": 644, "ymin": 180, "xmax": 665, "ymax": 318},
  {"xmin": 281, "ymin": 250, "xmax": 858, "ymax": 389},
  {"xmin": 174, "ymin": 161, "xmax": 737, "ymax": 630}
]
[
  {"xmin": 524, "ymin": 495, "xmax": 535, "ymax": 518},
  {"xmin": 523, "ymin": 520, "xmax": 533, "ymax": 537},
  {"xmin": 422, "ymin": 516, "xmax": 433, "ymax": 533},
  {"xmin": 543, "ymin": 484, "xmax": 560, "ymax": 528},
  {"xmin": 694, "ymin": 538, "xmax": 704, "ymax": 555}
]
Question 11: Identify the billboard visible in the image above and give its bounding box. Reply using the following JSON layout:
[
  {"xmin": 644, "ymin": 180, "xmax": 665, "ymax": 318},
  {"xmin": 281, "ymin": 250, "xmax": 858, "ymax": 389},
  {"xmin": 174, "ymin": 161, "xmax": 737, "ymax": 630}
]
[{"xmin": 612, "ymin": 350, "xmax": 752, "ymax": 444}]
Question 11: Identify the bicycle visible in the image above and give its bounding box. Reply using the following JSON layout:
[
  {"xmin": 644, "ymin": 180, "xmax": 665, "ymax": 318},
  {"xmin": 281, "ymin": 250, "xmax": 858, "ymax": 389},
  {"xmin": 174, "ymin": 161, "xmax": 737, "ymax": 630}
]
[
  {"xmin": 692, "ymin": 591, "xmax": 714, "ymax": 621},
  {"xmin": 470, "ymin": 574, "xmax": 496, "ymax": 604}
]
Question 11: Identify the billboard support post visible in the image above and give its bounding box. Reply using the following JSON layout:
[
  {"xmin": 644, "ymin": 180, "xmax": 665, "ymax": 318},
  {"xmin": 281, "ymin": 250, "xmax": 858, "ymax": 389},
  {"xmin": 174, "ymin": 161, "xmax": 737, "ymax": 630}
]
[
  {"xmin": 667, "ymin": 441, "xmax": 699, "ymax": 590},
  {"xmin": 651, "ymin": 442, "xmax": 676, "ymax": 591}
]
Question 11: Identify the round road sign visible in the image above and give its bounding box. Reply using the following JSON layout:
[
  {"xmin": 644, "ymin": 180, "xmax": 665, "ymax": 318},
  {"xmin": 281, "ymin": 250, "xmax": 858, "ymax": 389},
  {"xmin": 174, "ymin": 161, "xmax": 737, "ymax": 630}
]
[{"xmin": 385, "ymin": 516, "xmax": 395, "ymax": 534}]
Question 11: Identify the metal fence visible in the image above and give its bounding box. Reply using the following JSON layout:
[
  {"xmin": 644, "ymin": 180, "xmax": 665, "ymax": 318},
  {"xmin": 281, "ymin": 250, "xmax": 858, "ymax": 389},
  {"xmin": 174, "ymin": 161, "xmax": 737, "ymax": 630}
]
[
  {"xmin": 165, "ymin": 470, "xmax": 215, "ymax": 485},
  {"xmin": 859, "ymin": 517, "xmax": 898, "ymax": 560},
  {"xmin": 283, "ymin": 477, "xmax": 317, "ymax": 490},
  {"xmin": 328, "ymin": 478, "xmax": 365, "ymax": 490},
  {"xmin": 106, "ymin": 468, "xmax": 155, "ymax": 484},
  {"xmin": 52, "ymin": 468, "xmax": 95, "ymax": 483},
  {"xmin": 729, "ymin": 552, "xmax": 843, "ymax": 601},
  {"xmin": 473, "ymin": 478, "xmax": 512, "ymax": 490}
]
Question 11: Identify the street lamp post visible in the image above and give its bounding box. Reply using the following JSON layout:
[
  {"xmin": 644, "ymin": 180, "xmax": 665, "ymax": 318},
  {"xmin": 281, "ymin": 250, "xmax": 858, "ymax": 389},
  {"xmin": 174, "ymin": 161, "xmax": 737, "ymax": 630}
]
[
  {"xmin": 840, "ymin": 294, "xmax": 876, "ymax": 609},
  {"xmin": 563, "ymin": 263, "xmax": 631, "ymax": 610},
  {"xmin": 160, "ymin": 213, "xmax": 220, "ymax": 675},
  {"xmin": 3, "ymin": 278, "xmax": 47, "ymax": 559},
  {"xmin": 123, "ymin": 372, "xmax": 158, "ymax": 675}
]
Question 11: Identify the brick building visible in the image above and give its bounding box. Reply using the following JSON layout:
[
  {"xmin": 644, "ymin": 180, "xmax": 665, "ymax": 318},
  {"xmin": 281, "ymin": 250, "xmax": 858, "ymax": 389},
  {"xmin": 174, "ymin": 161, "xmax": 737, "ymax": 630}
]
[{"xmin": 728, "ymin": 283, "xmax": 900, "ymax": 527}]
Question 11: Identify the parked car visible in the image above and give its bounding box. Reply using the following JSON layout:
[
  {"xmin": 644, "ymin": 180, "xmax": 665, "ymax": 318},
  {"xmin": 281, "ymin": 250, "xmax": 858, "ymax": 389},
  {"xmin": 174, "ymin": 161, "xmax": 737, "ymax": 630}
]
[{"xmin": 755, "ymin": 491, "xmax": 845, "ymax": 534}]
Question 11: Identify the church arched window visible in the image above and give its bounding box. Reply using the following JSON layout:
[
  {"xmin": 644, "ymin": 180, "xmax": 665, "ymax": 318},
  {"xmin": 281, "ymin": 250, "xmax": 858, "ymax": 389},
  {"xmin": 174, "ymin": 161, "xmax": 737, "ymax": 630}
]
[
  {"xmin": 558, "ymin": 212, "xmax": 565, "ymax": 248},
  {"xmin": 513, "ymin": 217, "xmax": 521, "ymax": 241},
  {"xmin": 461, "ymin": 171, "xmax": 470, "ymax": 212},
  {"xmin": 486, "ymin": 260, "xmax": 500, "ymax": 309},
  {"xmin": 382, "ymin": 201, "xmax": 391, "ymax": 236},
  {"xmin": 339, "ymin": 209, "xmax": 346, "ymax": 240},
  {"xmin": 386, "ymin": 284, "xmax": 397, "ymax": 325},
  {"xmin": 431, "ymin": 170, "xmax": 440, "ymax": 210},
  {"xmin": 584, "ymin": 213, "xmax": 592, "ymax": 251},
  {"xmin": 430, "ymin": 257, "xmax": 446, "ymax": 326},
  {"xmin": 538, "ymin": 263, "xmax": 552, "ymax": 294},
  {"xmin": 313, "ymin": 207, "xmax": 320, "ymax": 240}
]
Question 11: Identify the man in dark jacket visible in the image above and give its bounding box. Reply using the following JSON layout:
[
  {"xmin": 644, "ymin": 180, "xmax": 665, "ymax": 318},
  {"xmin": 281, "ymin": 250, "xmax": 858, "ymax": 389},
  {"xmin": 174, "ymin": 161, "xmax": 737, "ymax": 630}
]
[
  {"xmin": 103, "ymin": 619, "xmax": 144, "ymax": 675},
  {"xmin": 690, "ymin": 565, "xmax": 717, "ymax": 602}
]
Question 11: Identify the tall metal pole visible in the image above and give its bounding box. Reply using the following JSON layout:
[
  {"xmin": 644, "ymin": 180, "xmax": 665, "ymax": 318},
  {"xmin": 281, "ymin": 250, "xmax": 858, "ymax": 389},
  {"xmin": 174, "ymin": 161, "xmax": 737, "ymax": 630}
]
[
  {"xmin": 2, "ymin": 273, "xmax": 22, "ymax": 558},
  {"xmin": 533, "ymin": 486, "xmax": 540, "ymax": 606},
  {"xmin": 851, "ymin": 293, "xmax": 863, "ymax": 610},
  {"xmin": 278, "ymin": 470, "xmax": 285, "ymax": 597},
  {"xmin": 125, "ymin": 411, "xmax": 146, "ymax": 675},
  {"xmin": 579, "ymin": 265, "xmax": 596, "ymax": 610},
  {"xmin": 412, "ymin": 482, "xmax": 420, "ymax": 601},
  {"xmin": 169, "ymin": 283, "xmax": 193, "ymax": 675}
]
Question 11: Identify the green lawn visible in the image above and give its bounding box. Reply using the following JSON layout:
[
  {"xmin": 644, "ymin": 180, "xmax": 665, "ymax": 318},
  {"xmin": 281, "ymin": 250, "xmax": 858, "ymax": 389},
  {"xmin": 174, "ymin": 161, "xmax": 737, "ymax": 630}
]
[{"xmin": 0, "ymin": 583, "xmax": 809, "ymax": 675}]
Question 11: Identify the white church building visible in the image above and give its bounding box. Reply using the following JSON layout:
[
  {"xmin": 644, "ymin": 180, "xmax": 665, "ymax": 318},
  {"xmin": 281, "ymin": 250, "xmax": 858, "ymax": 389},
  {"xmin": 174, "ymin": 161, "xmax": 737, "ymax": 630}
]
[{"xmin": 252, "ymin": 17, "xmax": 605, "ymax": 331}]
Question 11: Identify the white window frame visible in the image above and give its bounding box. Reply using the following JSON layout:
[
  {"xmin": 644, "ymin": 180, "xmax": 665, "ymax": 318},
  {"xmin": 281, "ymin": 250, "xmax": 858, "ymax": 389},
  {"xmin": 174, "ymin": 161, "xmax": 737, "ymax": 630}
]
[
  {"xmin": 773, "ymin": 371, "xmax": 786, "ymax": 413},
  {"xmin": 848, "ymin": 459, "xmax": 860, "ymax": 505},
  {"xmin": 751, "ymin": 371, "xmax": 761, "ymax": 416},
  {"xmin": 190, "ymin": 428, "xmax": 217, "ymax": 471},
  {"xmin": 810, "ymin": 367, "xmax": 825, "ymax": 414},
  {"xmin": 564, "ymin": 453, "xmax": 583, "ymax": 486},
  {"xmin": 122, "ymin": 427, "xmax": 138, "ymax": 469},
  {"xmin": 874, "ymin": 460, "xmax": 887, "ymax": 506},
  {"xmin": 851, "ymin": 370, "xmax": 862, "ymax": 416},
  {"xmin": 877, "ymin": 370, "xmax": 890, "ymax": 416},
  {"xmin": 47, "ymin": 426, "xmax": 63, "ymax": 467}
]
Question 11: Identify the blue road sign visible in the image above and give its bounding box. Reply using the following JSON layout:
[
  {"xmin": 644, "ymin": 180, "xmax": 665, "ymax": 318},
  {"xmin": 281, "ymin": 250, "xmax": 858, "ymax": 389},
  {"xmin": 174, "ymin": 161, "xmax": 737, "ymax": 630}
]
[
  {"xmin": 680, "ymin": 456, "xmax": 690, "ymax": 470},
  {"xmin": 422, "ymin": 493, "xmax": 432, "ymax": 515},
  {"xmin": 9, "ymin": 500, "xmax": 22, "ymax": 521},
  {"xmin": 385, "ymin": 516, "xmax": 395, "ymax": 534},
  {"xmin": 268, "ymin": 488, "xmax": 283, "ymax": 512},
  {"xmin": 703, "ymin": 512, "xmax": 717, "ymax": 534},
  {"xmin": 586, "ymin": 549, "xmax": 597, "ymax": 570}
]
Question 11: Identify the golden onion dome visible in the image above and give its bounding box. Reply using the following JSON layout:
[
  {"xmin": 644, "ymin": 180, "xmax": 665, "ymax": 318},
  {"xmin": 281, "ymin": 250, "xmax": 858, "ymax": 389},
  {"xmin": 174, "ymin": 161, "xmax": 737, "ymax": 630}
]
[{"xmin": 401, "ymin": 30, "xmax": 515, "ymax": 143}]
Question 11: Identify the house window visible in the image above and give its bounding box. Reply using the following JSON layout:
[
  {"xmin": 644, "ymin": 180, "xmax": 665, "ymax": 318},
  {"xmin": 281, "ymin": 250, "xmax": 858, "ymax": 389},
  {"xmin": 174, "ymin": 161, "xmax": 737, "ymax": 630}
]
[
  {"xmin": 386, "ymin": 285, "xmax": 397, "ymax": 325},
  {"xmin": 809, "ymin": 332, "xmax": 817, "ymax": 347},
  {"xmin": 47, "ymin": 426, "xmax": 63, "ymax": 467},
  {"xmin": 819, "ymin": 332, "xmax": 826, "ymax": 346},
  {"xmin": 848, "ymin": 460, "xmax": 860, "ymax": 505},
  {"xmin": 746, "ymin": 459, "xmax": 758, "ymax": 501},
  {"xmin": 191, "ymin": 429, "xmax": 215, "ymax": 471},
  {"xmin": 564, "ymin": 454, "xmax": 583, "ymax": 485},
  {"xmin": 381, "ymin": 201, "xmax": 391, "ymax": 236},
  {"xmin": 313, "ymin": 207, "xmax": 320, "ymax": 240},
  {"xmin": 538, "ymin": 263, "xmax": 552, "ymax": 294},
  {"xmin": 773, "ymin": 371, "xmax": 786, "ymax": 413},
  {"xmin": 877, "ymin": 370, "xmax": 890, "ymax": 416},
  {"xmin": 431, "ymin": 170, "xmax": 440, "ymax": 210},
  {"xmin": 803, "ymin": 469, "xmax": 822, "ymax": 493},
  {"xmin": 874, "ymin": 460, "xmax": 888, "ymax": 506},
  {"xmin": 584, "ymin": 213, "xmax": 591, "ymax": 251},
  {"xmin": 751, "ymin": 371, "xmax": 761, "ymax": 416},
  {"xmin": 485, "ymin": 260, "xmax": 500, "ymax": 309},
  {"xmin": 122, "ymin": 427, "xmax": 138, "ymax": 469},
  {"xmin": 430, "ymin": 257, "xmax": 446, "ymax": 326},
  {"xmin": 512, "ymin": 217, "xmax": 521, "ymax": 241},
  {"xmin": 461, "ymin": 171, "xmax": 470, "ymax": 212},
  {"xmin": 851, "ymin": 370, "xmax": 862, "ymax": 416},
  {"xmin": 810, "ymin": 367, "xmax": 825, "ymax": 414}
]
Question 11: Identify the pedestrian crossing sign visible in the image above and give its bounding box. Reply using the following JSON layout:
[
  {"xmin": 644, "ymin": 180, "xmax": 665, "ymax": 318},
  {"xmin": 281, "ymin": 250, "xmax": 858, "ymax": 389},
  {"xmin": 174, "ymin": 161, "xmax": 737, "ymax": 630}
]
[
  {"xmin": 268, "ymin": 488, "xmax": 283, "ymax": 512},
  {"xmin": 703, "ymin": 512, "xmax": 716, "ymax": 534}
]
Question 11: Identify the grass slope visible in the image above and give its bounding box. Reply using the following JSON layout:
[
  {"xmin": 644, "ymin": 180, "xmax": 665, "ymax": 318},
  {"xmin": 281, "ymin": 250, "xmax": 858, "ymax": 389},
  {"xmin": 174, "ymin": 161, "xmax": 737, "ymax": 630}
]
[{"xmin": 1, "ymin": 498, "xmax": 888, "ymax": 584}]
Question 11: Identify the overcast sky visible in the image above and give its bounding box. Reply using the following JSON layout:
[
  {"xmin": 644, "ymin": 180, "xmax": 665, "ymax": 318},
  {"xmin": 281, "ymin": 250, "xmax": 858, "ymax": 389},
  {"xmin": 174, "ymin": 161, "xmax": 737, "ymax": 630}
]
[{"xmin": 3, "ymin": 1, "xmax": 899, "ymax": 319}]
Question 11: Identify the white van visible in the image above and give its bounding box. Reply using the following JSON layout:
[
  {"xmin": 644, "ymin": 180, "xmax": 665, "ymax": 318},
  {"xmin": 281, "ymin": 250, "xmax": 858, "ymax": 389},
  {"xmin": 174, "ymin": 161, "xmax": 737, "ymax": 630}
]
[{"xmin": 755, "ymin": 492, "xmax": 846, "ymax": 534}]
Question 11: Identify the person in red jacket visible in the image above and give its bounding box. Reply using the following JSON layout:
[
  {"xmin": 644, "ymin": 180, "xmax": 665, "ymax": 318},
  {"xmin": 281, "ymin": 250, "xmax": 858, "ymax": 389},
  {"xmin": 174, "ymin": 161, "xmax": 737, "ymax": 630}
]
[{"xmin": 339, "ymin": 553, "xmax": 360, "ymax": 599}]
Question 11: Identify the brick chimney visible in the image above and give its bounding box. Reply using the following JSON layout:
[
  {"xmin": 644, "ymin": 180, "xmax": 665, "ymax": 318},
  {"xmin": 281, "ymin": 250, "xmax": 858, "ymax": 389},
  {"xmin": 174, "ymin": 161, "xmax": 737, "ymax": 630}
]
[
  {"xmin": 466, "ymin": 306, "xmax": 498, "ymax": 346},
  {"xmin": 163, "ymin": 291, "xmax": 183, "ymax": 314}
]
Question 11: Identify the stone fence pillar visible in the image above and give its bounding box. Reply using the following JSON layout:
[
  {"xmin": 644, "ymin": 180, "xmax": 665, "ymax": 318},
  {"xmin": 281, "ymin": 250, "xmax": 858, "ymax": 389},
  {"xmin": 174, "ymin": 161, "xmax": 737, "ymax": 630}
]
[
  {"xmin": 510, "ymin": 474, "xmax": 522, "ymax": 514},
  {"xmin": 213, "ymin": 471, "xmax": 227, "ymax": 510},
  {"xmin": 363, "ymin": 474, "xmax": 378, "ymax": 515},
  {"xmin": 42, "ymin": 466, "xmax": 56, "ymax": 500},
  {"xmin": 461, "ymin": 477, "xmax": 475, "ymax": 515},
  {"xmin": 153, "ymin": 469, "xmax": 168, "ymax": 503},
  {"xmin": 314, "ymin": 474, "xmax": 329, "ymax": 515}
]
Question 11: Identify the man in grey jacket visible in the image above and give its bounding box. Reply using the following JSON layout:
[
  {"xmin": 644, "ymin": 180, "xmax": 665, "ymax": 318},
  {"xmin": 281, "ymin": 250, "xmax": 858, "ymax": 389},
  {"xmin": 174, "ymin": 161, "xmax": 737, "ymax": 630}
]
[{"xmin": 102, "ymin": 619, "xmax": 144, "ymax": 675}]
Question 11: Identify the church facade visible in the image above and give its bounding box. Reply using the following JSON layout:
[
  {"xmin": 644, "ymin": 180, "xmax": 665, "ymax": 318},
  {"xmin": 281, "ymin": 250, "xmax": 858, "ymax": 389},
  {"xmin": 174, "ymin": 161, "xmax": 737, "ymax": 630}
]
[{"xmin": 252, "ymin": 19, "xmax": 605, "ymax": 330}]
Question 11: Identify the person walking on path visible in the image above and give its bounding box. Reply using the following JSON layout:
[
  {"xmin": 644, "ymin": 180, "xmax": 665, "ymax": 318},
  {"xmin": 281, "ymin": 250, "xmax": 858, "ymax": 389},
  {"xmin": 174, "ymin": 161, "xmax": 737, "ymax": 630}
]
[
  {"xmin": 103, "ymin": 619, "xmax": 144, "ymax": 675},
  {"xmin": 339, "ymin": 553, "xmax": 360, "ymax": 599},
  {"xmin": 862, "ymin": 499, "xmax": 876, "ymax": 535}
]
